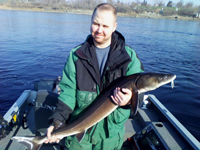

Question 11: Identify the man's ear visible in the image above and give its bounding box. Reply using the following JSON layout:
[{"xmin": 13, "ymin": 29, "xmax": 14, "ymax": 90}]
[{"xmin": 113, "ymin": 22, "xmax": 117, "ymax": 32}]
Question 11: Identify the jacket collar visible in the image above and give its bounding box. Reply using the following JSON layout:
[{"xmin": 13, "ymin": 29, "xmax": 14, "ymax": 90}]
[
  {"xmin": 107, "ymin": 31, "xmax": 131, "ymax": 71},
  {"xmin": 75, "ymin": 31, "xmax": 132, "ymax": 87},
  {"xmin": 76, "ymin": 31, "xmax": 131, "ymax": 67}
]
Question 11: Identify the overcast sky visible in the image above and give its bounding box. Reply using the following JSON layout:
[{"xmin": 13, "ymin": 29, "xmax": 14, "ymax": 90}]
[{"xmin": 121, "ymin": 0, "xmax": 200, "ymax": 6}]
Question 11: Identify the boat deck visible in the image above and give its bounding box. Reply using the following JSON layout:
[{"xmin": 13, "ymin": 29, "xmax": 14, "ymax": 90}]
[
  {"xmin": 0, "ymin": 95, "xmax": 136, "ymax": 150},
  {"xmin": 1, "ymin": 116, "xmax": 136, "ymax": 150}
]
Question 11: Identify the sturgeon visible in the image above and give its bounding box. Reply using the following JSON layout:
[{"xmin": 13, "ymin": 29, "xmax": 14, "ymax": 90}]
[{"xmin": 11, "ymin": 73, "xmax": 176, "ymax": 150}]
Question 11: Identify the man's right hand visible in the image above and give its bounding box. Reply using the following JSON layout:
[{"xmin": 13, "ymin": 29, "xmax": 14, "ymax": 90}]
[
  {"xmin": 44, "ymin": 125, "xmax": 60, "ymax": 144},
  {"xmin": 44, "ymin": 118, "xmax": 64, "ymax": 144}
]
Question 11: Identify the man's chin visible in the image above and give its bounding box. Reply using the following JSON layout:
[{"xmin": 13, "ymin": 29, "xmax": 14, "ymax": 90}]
[{"xmin": 94, "ymin": 38, "xmax": 104, "ymax": 44}]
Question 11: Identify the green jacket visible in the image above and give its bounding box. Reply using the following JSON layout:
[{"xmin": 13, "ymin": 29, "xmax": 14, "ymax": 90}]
[{"xmin": 53, "ymin": 31, "xmax": 144, "ymax": 140}]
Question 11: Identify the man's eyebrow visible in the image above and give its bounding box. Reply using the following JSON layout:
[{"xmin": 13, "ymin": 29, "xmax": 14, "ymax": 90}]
[
  {"xmin": 92, "ymin": 20, "xmax": 98, "ymax": 23},
  {"xmin": 92, "ymin": 19, "xmax": 99, "ymax": 23},
  {"xmin": 103, "ymin": 24, "xmax": 109, "ymax": 27}
]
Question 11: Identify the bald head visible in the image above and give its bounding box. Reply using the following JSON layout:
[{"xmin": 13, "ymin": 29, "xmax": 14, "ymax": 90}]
[{"xmin": 92, "ymin": 3, "xmax": 117, "ymax": 22}]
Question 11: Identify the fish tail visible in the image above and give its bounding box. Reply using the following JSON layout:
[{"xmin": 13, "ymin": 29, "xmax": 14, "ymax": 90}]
[{"xmin": 11, "ymin": 136, "xmax": 43, "ymax": 150}]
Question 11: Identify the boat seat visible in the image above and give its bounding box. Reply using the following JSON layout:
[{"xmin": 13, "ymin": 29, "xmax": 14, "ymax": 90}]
[{"xmin": 34, "ymin": 90, "xmax": 58, "ymax": 134}]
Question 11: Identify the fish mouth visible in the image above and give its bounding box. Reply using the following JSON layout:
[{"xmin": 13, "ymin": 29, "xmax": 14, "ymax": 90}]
[
  {"xmin": 157, "ymin": 74, "xmax": 176, "ymax": 88},
  {"xmin": 170, "ymin": 75, "xmax": 176, "ymax": 89}
]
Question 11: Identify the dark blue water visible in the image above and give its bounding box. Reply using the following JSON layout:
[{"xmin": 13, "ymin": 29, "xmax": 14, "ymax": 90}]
[{"xmin": 0, "ymin": 10, "xmax": 200, "ymax": 141}]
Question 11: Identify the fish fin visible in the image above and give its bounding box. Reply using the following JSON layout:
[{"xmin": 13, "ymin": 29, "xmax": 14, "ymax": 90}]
[
  {"xmin": 11, "ymin": 136, "xmax": 42, "ymax": 150},
  {"xmin": 86, "ymin": 126, "xmax": 93, "ymax": 134},
  {"xmin": 131, "ymin": 90, "xmax": 139, "ymax": 116},
  {"xmin": 76, "ymin": 130, "xmax": 86, "ymax": 143}
]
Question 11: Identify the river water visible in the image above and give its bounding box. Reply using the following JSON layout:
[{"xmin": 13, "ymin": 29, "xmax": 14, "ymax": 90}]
[{"xmin": 0, "ymin": 10, "xmax": 200, "ymax": 141}]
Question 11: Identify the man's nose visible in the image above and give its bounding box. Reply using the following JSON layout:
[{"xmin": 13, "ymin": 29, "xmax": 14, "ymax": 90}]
[{"xmin": 97, "ymin": 25, "xmax": 103, "ymax": 33}]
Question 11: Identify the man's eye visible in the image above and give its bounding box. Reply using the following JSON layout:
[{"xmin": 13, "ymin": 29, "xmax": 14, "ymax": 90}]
[{"xmin": 93, "ymin": 23, "xmax": 99, "ymax": 26}]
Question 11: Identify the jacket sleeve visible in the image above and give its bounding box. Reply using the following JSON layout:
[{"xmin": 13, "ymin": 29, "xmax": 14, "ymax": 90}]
[
  {"xmin": 51, "ymin": 51, "xmax": 77, "ymax": 122},
  {"xmin": 51, "ymin": 100, "xmax": 73, "ymax": 122}
]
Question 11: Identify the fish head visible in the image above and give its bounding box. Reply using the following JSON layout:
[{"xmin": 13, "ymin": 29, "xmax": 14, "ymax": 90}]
[{"xmin": 136, "ymin": 73, "xmax": 176, "ymax": 93}]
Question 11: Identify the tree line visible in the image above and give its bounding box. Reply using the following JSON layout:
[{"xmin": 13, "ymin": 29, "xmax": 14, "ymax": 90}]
[{"xmin": 1, "ymin": 0, "xmax": 200, "ymax": 18}]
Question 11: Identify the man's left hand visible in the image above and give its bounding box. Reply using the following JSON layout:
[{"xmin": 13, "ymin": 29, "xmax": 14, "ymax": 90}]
[{"xmin": 111, "ymin": 87, "xmax": 132, "ymax": 106}]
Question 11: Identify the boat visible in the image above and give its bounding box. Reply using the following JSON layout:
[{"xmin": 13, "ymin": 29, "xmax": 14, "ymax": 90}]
[{"xmin": 0, "ymin": 77, "xmax": 200, "ymax": 150}]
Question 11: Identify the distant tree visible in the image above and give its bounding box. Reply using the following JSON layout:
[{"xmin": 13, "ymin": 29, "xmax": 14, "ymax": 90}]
[
  {"xmin": 69, "ymin": 0, "xmax": 103, "ymax": 9},
  {"xmin": 135, "ymin": 0, "xmax": 141, "ymax": 5},
  {"xmin": 107, "ymin": 0, "xmax": 114, "ymax": 4},
  {"xmin": 160, "ymin": 7, "xmax": 176, "ymax": 16},
  {"xmin": 177, "ymin": 7, "xmax": 195, "ymax": 17},
  {"xmin": 158, "ymin": 1, "xmax": 164, "ymax": 7},
  {"xmin": 176, "ymin": 1, "xmax": 183, "ymax": 7},
  {"xmin": 130, "ymin": 2, "xmax": 137, "ymax": 10},
  {"xmin": 153, "ymin": 0, "xmax": 164, "ymax": 6},
  {"xmin": 115, "ymin": 2, "xmax": 127, "ymax": 13},
  {"xmin": 167, "ymin": 1, "xmax": 172, "ymax": 7},
  {"xmin": 185, "ymin": 2, "xmax": 193, "ymax": 8},
  {"xmin": 141, "ymin": 0, "xmax": 147, "ymax": 6}
]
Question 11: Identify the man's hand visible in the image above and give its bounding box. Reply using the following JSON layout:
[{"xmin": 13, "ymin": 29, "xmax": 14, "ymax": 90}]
[
  {"xmin": 44, "ymin": 125, "xmax": 60, "ymax": 144},
  {"xmin": 44, "ymin": 118, "xmax": 65, "ymax": 144},
  {"xmin": 111, "ymin": 87, "xmax": 132, "ymax": 106}
]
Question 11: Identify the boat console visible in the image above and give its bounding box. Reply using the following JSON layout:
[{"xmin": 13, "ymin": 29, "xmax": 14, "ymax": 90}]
[
  {"xmin": 125, "ymin": 95, "xmax": 200, "ymax": 150},
  {"xmin": 133, "ymin": 122, "xmax": 168, "ymax": 150}
]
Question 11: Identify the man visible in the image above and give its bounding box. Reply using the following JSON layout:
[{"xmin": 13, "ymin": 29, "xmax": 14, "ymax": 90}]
[{"xmin": 45, "ymin": 3, "xmax": 144, "ymax": 150}]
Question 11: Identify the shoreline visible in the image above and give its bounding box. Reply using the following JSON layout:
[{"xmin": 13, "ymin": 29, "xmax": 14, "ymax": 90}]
[{"xmin": 0, "ymin": 4, "xmax": 200, "ymax": 22}]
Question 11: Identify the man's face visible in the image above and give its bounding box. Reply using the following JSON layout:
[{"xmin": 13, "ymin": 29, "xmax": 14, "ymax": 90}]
[{"xmin": 90, "ymin": 10, "xmax": 117, "ymax": 48}]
